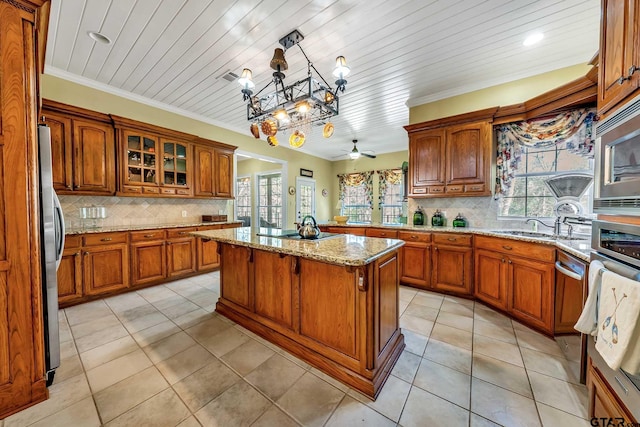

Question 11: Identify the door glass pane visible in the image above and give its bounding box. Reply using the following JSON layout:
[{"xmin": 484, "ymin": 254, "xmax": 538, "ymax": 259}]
[
  {"xmin": 128, "ymin": 167, "xmax": 142, "ymax": 182},
  {"xmin": 164, "ymin": 156, "xmax": 175, "ymax": 171},
  {"xmin": 176, "ymin": 144, "xmax": 187, "ymax": 158},
  {"xmin": 164, "ymin": 172, "xmax": 174, "ymax": 185},
  {"xmin": 164, "ymin": 142, "xmax": 174, "ymax": 156},
  {"xmin": 144, "ymin": 169, "xmax": 155, "ymax": 183},
  {"xmin": 128, "ymin": 135, "xmax": 140, "ymax": 150},
  {"xmin": 258, "ymin": 173, "xmax": 282, "ymax": 229},
  {"xmin": 176, "ymin": 158, "xmax": 186, "ymax": 172},
  {"xmin": 144, "ymin": 153, "xmax": 155, "ymax": 167},
  {"xmin": 177, "ymin": 173, "xmax": 187, "ymax": 186}
]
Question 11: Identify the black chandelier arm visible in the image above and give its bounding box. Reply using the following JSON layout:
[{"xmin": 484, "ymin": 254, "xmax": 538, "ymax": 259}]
[
  {"xmin": 297, "ymin": 44, "xmax": 334, "ymax": 91},
  {"xmin": 253, "ymin": 79, "xmax": 276, "ymax": 98}
]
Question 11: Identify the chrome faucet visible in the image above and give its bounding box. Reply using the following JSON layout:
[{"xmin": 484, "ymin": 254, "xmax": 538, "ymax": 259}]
[{"xmin": 526, "ymin": 217, "xmax": 562, "ymax": 236}]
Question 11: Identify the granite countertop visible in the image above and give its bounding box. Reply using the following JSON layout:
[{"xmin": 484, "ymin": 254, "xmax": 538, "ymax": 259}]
[
  {"xmin": 321, "ymin": 222, "xmax": 592, "ymax": 261},
  {"xmin": 190, "ymin": 227, "xmax": 405, "ymax": 267},
  {"xmin": 65, "ymin": 220, "xmax": 243, "ymax": 235}
]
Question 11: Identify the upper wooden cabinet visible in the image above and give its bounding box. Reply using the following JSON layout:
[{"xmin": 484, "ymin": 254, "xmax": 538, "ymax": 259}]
[
  {"xmin": 42, "ymin": 100, "xmax": 116, "ymax": 195},
  {"xmin": 598, "ymin": 0, "xmax": 640, "ymax": 115},
  {"xmin": 405, "ymin": 110, "xmax": 494, "ymax": 198},
  {"xmin": 112, "ymin": 115, "xmax": 194, "ymax": 197},
  {"xmin": 194, "ymin": 139, "xmax": 236, "ymax": 198}
]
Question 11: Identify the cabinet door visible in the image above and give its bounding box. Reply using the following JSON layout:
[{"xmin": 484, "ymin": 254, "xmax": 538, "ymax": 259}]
[
  {"xmin": 42, "ymin": 110, "xmax": 73, "ymax": 192},
  {"xmin": 57, "ymin": 246, "xmax": 83, "ymax": 305},
  {"xmin": 474, "ymin": 249, "xmax": 508, "ymax": 310},
  {"xmin": 194, "ymin": 146, "xmax": 215, "ymax": 197},
  {"xmin": 161, "ymin": 139, "xmax": 191, "ymax": 194},
  {"xmin": 587, "ymin": 361, "xmax": 637, "ymax": 423},
  {"xmin": 122, "ymin": 131, "xmax": 159, "ymax": 189},
  {"xmin": 508, "ymin": 255, "xmax": 554, "ymax": 333},
  {"xmin": 83, "ymin": 243, "xmax": 130, "ymax": 296},
  {"xmin": 599, "ymin": 0, "xmax": 640, "ymax": 114},
  {"xmin": 400, "ymin": 242, "xmax": 431, "ymax": 289},
  {"xmin": 253, "ymin": 251, "xmax": 294, "ymax": 329},
  {"xmin": 220, "ymin": 244, "xmax": 252, "ymax": 310},
  {"xmin": 167, "ymin": 237, "xmax": 196, "ymax": 278},
  {"xmin": 409, "ymin": 129, "xmax": 445, "ymax": 195},
  {"xmin": 432, "ymin": 244, "xmax": 473, "ymax": 295},
  {"xmin": 197, "ymin": 238, "xmax": 220, "ymax": 271},
  {"xmin": 446, "ymin": 121, "xmax": 490, "ymax": 186},
  {"xmin": 215, "ymin": 149, "xmax": 233, "ymax": 197},
  {"xmin": 73, "ymin": 118, "xmax": 115, "ymax": 194},
  {"xmin": 131, "ymin": 241, "xmax": 166, "ymax": 286}
]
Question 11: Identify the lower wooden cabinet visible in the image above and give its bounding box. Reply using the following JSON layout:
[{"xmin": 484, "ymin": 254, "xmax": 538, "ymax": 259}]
[
  {"xmin": 167, "ymin": 236, "xmax": 197, "ymax": 277},
  {"xmin": 197, "ymin": 225, "xmax": 221, "ymax": 271},
  {"xmin": 57, "ymin": 236, "xmax": 83, "ymax": 305},
  {"xmin": 474, "ymin": 249, "xmax": 509, "ymax": 311},
  {"xmin": 220, "ymin": 244, "xmax": 252, "ymax": 310},
  {"xmin": 83, "ymin": 243, "xmax": 130, "ymax": 296},
  {"xmin": 400, "ymin": 240, "xmax": 431, "ymax": 289},
  {"xmin": 131, "ymin": 240, "xmax": 167, "ymax": 285},
  {"xmin": 587, "ymin": 359, "xmax": 637, "ymax": 424},
  {"xmin": 432, "ymin": 234, "xmax": 473, "ymax": 296},
  {"xmin": 509, "ymin": 254, "xmax": 554, "ymax": 332}
]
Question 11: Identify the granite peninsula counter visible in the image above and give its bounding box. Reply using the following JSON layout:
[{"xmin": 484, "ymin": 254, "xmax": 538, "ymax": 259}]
[{"xmin": 190, "ymin": 227, "xmax": 405, "ymax": 399}]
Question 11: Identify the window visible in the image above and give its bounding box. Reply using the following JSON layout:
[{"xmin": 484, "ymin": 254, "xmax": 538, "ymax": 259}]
[
  {"xmin": 380, "ymin": 177, "xmax": 403, "ymax": 225},
  {"xmin": 342, "ymin": 184, "xmax": 372, "ymax": 223},
  {"xmin": 257, "ymin": 173, "xmax": 282, "ymax": 228},
  {"xmin": 499, "ymin": 144, "xmax": 593, "ymax": 218},
  {"xmin": 236, "ymin": 176, "xmax": 251, "ymax": 225}
]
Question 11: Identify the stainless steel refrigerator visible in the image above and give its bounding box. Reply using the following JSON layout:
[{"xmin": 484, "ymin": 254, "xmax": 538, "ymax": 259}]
[{"xmin": 38, "ymin": 124, "xmax": 65, "ymax": 386}]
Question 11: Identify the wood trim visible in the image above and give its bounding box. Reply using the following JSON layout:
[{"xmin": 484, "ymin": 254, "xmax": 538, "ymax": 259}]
[
  {"xmin": 34, "ymin": 0, "xmax": 48, "ymax": 74},
  {"xmin": 195, "ymin": 137, "xmax": 237, "ymax": 152},
  {"xmin": 41, "ymin": 99, "xmax": 111, "ymax": 124},
  {"xmin": 404, "ymin": 107, "xmax": 499, "ymax": 133},
  {"xmin": 0, "ymin": 0, "xmax": 46, "ymax": 13},
  {"xmin": 110, "ymin": 114, "xmax": 196, "ymax": 142}
]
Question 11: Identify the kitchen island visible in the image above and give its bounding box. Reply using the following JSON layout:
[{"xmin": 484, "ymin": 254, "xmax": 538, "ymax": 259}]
[{"xmin": 190, "ymin": 227, "xmax": 405, "ymax": 399}]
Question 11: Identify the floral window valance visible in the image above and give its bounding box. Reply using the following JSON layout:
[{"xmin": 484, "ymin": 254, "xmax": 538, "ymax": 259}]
[
  {"xmin": 337, "ymin": 171, "xmax": 374, "ymax": 206},
  {"xmin": 377, "ymin": 169, "xmax": 402, "ymax": 207},
  {"xmin": 496, "ymin": 108, "xmax": 596, "ymax": 193}
]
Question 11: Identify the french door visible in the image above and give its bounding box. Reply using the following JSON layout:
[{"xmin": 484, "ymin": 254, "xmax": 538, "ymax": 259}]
[{"xmin": 296, "ymin": 177, "xmax": 316, "ymax": 223}]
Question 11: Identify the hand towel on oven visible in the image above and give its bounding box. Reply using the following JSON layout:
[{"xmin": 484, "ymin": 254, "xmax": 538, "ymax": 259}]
[
  {"xmin": 595, "ymin": 269, "xmax": 640, "ymax": 373},
  {"xmin": 574, "ymin": 260, "xmax": 606, "ymax": 335}
]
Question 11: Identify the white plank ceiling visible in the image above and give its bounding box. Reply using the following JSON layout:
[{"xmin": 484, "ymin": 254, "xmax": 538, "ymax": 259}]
[{"xmin": 45, "ymin": 0, "xmax": 600, "ymax": 160}]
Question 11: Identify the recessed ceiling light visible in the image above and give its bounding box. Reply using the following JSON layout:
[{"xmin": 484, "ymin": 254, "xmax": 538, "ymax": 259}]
[
  {"xmin": 523, "ymin": 32, "xmax": 544, "ymax": 46},
  {"xmin": 87, "ymin": 31, "xmax": 111, "ymax": 45}
]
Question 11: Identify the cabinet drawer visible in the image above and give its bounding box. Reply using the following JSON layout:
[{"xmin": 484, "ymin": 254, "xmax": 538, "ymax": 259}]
[
  {"xmin": 412, "ymin": 187, "xmax": 427, "ymax": 195},
  {"xmin": 475, "ymin": 235, "xmax": 555, "ymax": 262},
  {"xmin": 121, "ymin": 185, "xmax": 142, "ymax": 194},
  {"xmin": 176, "ymin": 188, "xmax": 191, "ymax": 195},
  {"xmin": 465, "ymin": 183, "xmax": 485, "ymax": 192},
  {"xmin": 160, "ymin": 188, "xmax": 175, "ymax": 195},
  {"xmin": 445, "ymin": 185, "xmax": 463, "ymax": 193},
  {"xmin": 64, "ymin": 235, "xmax": 82, "ymax": 248},
  {"xmin": 84, "ymin": 232, "xmax": 127, "ymax": 246},
  {"xmin": 365, "ymin": 228, "xmax": 398, "ymax": 238},
  {"xmin": 398, "ymin": 231, "xmax": 431, "ymax": 243},
  {"xmin": 429, "ymin": 186, "xmax": 445, "ymax": 194},
  {"xmin": 167, "ymin": 227, "xmax": 197, "ymax": 238},
  {"xmin": 433, "ymin": 233, "xmax": 472, "ymax": 246},
  {"xmin": 143, "ymin": 187, "xmax": 160, "ymax": 194},
  {"xmin": 130, "ymin": 229, "xmax": 167, "ymax": 242}
]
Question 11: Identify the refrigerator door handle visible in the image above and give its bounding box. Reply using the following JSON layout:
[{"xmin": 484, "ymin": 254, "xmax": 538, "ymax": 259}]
[{"xmin": 53, "ymin": 191, "xmax": 65, "ymax": 268}]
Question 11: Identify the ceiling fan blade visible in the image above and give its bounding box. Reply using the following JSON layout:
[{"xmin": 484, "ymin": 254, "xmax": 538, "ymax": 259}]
[{"xmin": 362, "ymin": 152, "xmax": 376, "ymax": 159}]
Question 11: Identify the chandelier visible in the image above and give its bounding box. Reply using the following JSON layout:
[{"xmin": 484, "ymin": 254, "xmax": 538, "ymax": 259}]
[{"xmin": 238, "ymin": 29, "xmax": 350, "ymax": 148}]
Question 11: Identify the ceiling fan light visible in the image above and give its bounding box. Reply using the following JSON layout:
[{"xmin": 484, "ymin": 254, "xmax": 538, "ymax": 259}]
[
  {"xmin": 333, "ymin": 56, "xmax": 350, "ymax": 78},
  {"xmin": 349, "ymin": 150, "xmax": 360, "ymax": 160},
  {"xmin": 238, "ymin": 68, "xmax": 255, "ymax": 89}
]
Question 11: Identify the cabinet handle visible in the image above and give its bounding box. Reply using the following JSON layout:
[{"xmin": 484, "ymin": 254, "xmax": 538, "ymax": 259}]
[
  {"xmin": 508, "ymin": 260, "xmax": 512, "ymax": 264},
  {"xmin": 144, "ymin": 234, "xmax": 155, "ymax": 238},
  {"xmin": 614, "ymin": 376, "xmax": 629, "ymax": 395},
  {"xmin": 629, "ymin": 65, "xmax": 639, "ymax": 78},
  {"xmin": 447, "ymin": 237, "xmax": 456, "ymax": 241},
  {"xmin": 292, "ymin": 257, "xmax": 300, "ymax": 275},
  {"xmin": 74, "ymin": 251, "xmax": 81, "ymax": 256},
  {"xmin": 357, "ymin": 269, "xmax": 368, "ymax": 292},
  {"xmin": 100, "ymin": 237, "xmax": 112, "ymax": 242},
  {"xmin": 380, "ymin": 233, "xmax": 386, "ymax": 237},
  {"xmin": 66, "ymin": 185, "xmax": 72, "ymax": 189},
  {"xmin": 618, "ymin": 75, "xmax": 631, "ymax": 84},
  {"xmin": 178, "ymin": 231, "xmax": 188, "ymax": 235},
  {"xmin": 410, "ymin": 235, "xmax": 418, "ymax": 239},
  {"xmin": 84, "ymin": 251, "xmax": 89, "ymax": 255},
  {"xmin": 502, "ymin": 245, "xmax": 512, "ymax": 250},
  {"xmin": 247, "ymin": 248, "xmax": 253, "ymax": 263},
  {"xmin": 434, "ymin": 247, "xmax": 438, "ymax": 251}
]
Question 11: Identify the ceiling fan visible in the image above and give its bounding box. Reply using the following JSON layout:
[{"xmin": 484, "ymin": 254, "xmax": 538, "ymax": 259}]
[{"xmin": 346, "ymin": 139, "xmax": 376, "ymax": 160}]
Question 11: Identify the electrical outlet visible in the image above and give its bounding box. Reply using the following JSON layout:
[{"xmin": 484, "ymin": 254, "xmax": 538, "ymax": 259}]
[{"xmin": 181, "ymin": 210, "xmax": 187, "ymax": 218}]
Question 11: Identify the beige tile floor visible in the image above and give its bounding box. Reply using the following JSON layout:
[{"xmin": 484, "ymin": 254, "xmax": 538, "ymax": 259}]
[{"xmin": 2, "ymin": 272, "xmax": 589, "ymax": 427}]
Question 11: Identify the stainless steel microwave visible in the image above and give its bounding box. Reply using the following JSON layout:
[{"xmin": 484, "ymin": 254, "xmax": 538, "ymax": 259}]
[{"xmin": 594, "ymin": 93, "xmax": 640, "ymax": 215}]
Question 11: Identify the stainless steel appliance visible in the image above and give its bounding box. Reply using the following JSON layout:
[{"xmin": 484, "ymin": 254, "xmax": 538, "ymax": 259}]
[
  {"xmin": 38, "ymin": 124, "xmax": 65, "ymax": 386},
  {"xmin": 594, "ymin": 93, "xmax": 640, "ymax": 215},
  {"xmin": 589, "ymin": 220, "xmax": 640, "ymax": 420}
]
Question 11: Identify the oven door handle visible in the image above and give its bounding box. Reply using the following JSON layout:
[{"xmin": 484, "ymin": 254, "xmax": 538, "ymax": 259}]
[{"xmin": 555, "ymin": 261, "xmax": 583, "ymax": 281}]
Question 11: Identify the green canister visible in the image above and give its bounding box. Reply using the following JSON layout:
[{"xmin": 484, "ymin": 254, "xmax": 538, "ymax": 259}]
[
  {"xmin": 412, "ymin": 206, "xmax": 425, "ymax": 225},
  {"xmin": 431, "ymin": 209, "xmax": 445, "ymax": 226},
  {"xmin": 452, "ymin": 213, "xmax": 467, "ymax": 227}
]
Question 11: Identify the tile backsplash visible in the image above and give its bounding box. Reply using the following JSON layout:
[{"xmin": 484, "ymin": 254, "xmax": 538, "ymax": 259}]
[{"xmin": 60, "ymin": 195, "xmax": 231, "ymax": 229}]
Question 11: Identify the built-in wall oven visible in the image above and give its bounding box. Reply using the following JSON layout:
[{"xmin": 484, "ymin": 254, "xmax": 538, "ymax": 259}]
[
  {"xmin": 594, "ymin": 93, "xmax": 640, "ymax": 215},
  {"xmin": 590, "ymin": 220, "xmax": 640, "ymax": 421}
]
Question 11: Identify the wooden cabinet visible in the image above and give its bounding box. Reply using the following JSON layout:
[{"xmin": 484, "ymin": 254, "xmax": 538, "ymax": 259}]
[
  {"xmin": 194, "ymin": 140, "xmax": 236, "ymax": 198},
  {"xmin": 325, "ymin": 226, "xmax": 367, "ymax": 236},
  {"xmin": 130, "ymin": 230, "xmax": 167, "ymax": 286},
  {"xmin": 587, "ymin": 359, "xmax": 637, "ymax": 423},
  {"xmin": 0, "ymin": 0, "xmax": 50, "ymax": 417},
  {"xmin": 220, "ymin": 244, "xmax": 252, "ymax": 310},
  {"xmin": 253, "ymin": 250, "xmax": 295, "ymax": 330},
  {"xmin": 196, "ymin": 225, "xmax": 222, "ymax": 271},
  {"xmin": 598, "ymin": 0, "xmax": 640, "ymax": 115},
  {"xmin": 83, "ymin": 233, "xmax": 130, "ymax": 296},
  {"xmin": 475, "ymin": 236, "xmax": 556, "ymax": 334},
  {"xmin": 405, "ymin": 115, "xmax": 493, "ymax": 197},
  {"xmin": 41, "ymin": 100, "xmax": 116, "ymax": 195},
  {"xmin": 398, "ymin": 231, "xmax": 431, "ymax": 289},
  {"xmin": 432, "ymin": 233, "xmax": 473, "ymax": 295},
  {"xmin": 112, "ymin": 115, "xmax": 195, "ymax": 197},
  {"xmin": 57, "ymin": 235, "xmax": 83, "ymax": 305},
  {"xmin": 166, "ymin": 228, "xmax": 197, "ymax": 278}
]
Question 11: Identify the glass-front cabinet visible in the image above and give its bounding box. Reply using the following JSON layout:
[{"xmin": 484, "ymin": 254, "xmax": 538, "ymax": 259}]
[
  {"xmin": 125, "ymin": 131, "xmax": 158, "ymax": 186},
  {"xmin": 162, "ymin": 140, "xmax": 189, "ymax": 187}
]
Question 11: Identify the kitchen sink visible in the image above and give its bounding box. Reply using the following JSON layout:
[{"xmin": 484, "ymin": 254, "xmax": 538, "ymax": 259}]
[{"xmin": 490, "ymin": 230, "xmax": 589, "ymax": 241}]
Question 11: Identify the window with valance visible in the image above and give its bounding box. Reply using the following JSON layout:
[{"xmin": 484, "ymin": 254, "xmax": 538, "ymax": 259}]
[
  {"xmin": 337, "ymin": 171, "xmax": 374, "ymax": 223},
  {"xmin": 496, "ymin": 108, "xmax": 596, "ymax": 217},
  {"xmin": 378, "ymin": 169, "xmax": 403, "ymax": 224}
]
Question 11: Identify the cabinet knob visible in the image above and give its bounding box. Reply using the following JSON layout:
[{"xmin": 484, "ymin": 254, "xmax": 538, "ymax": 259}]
[
  {"xmin": 66, "ymin": 185, "xmax": 72, "ymax": 189},
  {"xmin": 434, "ymin": 247, "xmax": 438, "ymax": 251},
  {"xmin": 508, "ymin": 260, "xmax": 512, "ymax": 264},
  {"xmin": 84, "ymin": 251, "xmax": 89, "ymax": 255},
  {"xmin": 501, "ymin": 258, "xmax": 505, "ymax": 263},
  {"xmin": 502, "ymin": 245, "xmax": 512, "ymax": 250},
  {"xmin": 447, "ymin": 237, "xmax": 456, "ymax": 241},
  {"xmin": 74, "ymin": 251, "xmax": 81, "ymax": 256}
]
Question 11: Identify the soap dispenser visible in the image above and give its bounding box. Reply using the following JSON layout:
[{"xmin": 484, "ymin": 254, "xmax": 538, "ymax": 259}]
[{"xmin": 413, "ymin": 206, "xmax": 425, "ymax": 226}]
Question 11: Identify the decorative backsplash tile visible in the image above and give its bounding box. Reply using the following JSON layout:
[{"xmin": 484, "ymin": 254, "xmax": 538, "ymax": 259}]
[{"xmin": 60, "ymin": 195, "xmax": 231, "ymax": 230}]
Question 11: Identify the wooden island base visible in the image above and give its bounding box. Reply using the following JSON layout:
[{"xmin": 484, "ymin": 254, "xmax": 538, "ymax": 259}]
[{"xmin": 215, "ymin": 243, "xmax": 405, "ymax": 399}]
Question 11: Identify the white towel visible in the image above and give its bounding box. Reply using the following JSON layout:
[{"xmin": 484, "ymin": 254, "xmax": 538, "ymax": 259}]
[
  {"xmin": 574, "ymin": 260, "xmax": 605, "ymax": 335},
  {"xmin": 595, "ymin": 269, "xmax": 640, "ymax": 373}
]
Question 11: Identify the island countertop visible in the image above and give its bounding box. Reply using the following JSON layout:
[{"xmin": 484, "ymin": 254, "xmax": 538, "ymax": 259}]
[{"xmin": 190, "ymin": 226, "xmax": 404, "ymax": 267}]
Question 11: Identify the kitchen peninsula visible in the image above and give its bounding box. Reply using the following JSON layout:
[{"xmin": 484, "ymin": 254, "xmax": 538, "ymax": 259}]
[{"xmin": 190, "ymin": 227, "xmax": 405, "ymax": 398}]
